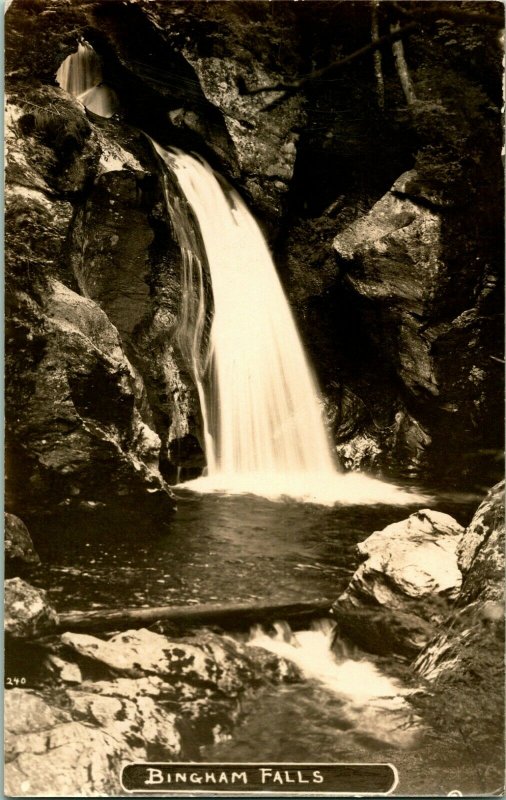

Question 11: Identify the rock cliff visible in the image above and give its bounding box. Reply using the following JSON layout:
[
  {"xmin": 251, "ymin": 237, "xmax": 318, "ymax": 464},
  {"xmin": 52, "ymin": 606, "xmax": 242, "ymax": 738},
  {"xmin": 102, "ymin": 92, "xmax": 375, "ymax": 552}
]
[{"xmin": 5, "ymin": 0, "xmax": 504, "ymax": 518}]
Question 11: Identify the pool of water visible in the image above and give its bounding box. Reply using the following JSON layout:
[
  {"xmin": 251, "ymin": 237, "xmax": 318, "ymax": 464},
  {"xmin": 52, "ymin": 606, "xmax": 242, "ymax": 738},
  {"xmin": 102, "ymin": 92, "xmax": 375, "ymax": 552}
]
[
  {"xmin": 27, "ymin": 482, "xmax": 478, "ymax": 613},
  {"xmin": 23, "ymin": 481, "xmax": 493, "ymax": 796}
]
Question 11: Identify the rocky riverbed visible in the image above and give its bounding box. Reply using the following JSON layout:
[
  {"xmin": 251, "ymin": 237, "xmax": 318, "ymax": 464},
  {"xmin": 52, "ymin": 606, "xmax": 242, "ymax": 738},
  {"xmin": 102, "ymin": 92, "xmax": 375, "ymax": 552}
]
[
  {"xmin": 4, "ymin": 1, "xmax": 504, "ymax": 796},
  {"xmin": 5, "ymin": 481, "xmax": 504, "ymax": 795}
]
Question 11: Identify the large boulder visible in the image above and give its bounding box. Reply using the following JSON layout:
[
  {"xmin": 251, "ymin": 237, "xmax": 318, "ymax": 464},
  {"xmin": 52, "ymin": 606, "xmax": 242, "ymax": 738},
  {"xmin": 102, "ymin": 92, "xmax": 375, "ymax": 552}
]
[
  {"xmin": 5, "ymin": 578, "xmax": 58, "ymax": 639},
  {"xmin": 5, "ymin": 689, "xmax": 133, "ymax": 796},
  {"xmin": 5, "ymin": 514, "xmax": 40, "ymax": 576},
  {"xmin": 4, "ymin": 625, "xmax": 301, "ymax": 794},
  {"xmin": 333, "ymin": 509, "xmax": 464, "ymax": 657},
  {"xmin": 339, "ymin": 509, "xmax": 464, "ymax": 608}
]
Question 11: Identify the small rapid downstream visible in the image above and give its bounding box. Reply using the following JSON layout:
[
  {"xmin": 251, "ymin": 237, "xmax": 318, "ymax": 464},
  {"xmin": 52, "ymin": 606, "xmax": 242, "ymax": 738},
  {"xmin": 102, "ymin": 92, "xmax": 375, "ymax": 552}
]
[{"xmin": 25, "ymin": 485, "xmax": 481, "ymax": 793}]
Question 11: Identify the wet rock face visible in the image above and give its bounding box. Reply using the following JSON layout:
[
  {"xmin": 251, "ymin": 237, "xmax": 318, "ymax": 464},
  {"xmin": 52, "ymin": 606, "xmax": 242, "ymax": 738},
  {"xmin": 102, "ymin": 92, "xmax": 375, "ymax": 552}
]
[
  {"xmin": 4, "ymin": 627, "xmax": 300, "ymax": 795},
  {"xmin": 5, "ymin": 514, "xmax": 40, "ymax": 577},
  {"xmin": 5, "ymin": 81, "xmax": 200, "ymax": 513},
  {"xmin": 6, "ymin": 276, "xmax": 174, "ymax": 514},
  {"xmin": 5, "ymin": 578, "xmax": 58, "ymax": 639},
  {"xmin": 334, "ymin": 509, "xmax": 464, "ymax": 657},
  {"xmin": 414, "ymin": 481, "xmax": 504, "ymax": 682}
]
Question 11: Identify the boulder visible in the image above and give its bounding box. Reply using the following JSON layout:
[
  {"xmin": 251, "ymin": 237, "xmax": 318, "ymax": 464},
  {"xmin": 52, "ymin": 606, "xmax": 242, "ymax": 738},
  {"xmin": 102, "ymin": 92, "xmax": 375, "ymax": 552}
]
[
  {"xmin": 61, "ymin": 627, "xmax": 299, "ymax": 697},
  {"xmin": 5, "ymin": 689, "xmax": 133, "ymax": 797},
  {"xmin": 333, "ymin": 509, "xmax": 464, "ymax": 657},
  {"xmin": 5, "ymin": 513, "xmax": 40, "ymax": 575},
  {"xmin": 5, "ymin": 578, "xmax": 58, "ymax": 639},
  {"xmin": 339, "ymin": 509, "xmax": 464, "ymax": 608}
]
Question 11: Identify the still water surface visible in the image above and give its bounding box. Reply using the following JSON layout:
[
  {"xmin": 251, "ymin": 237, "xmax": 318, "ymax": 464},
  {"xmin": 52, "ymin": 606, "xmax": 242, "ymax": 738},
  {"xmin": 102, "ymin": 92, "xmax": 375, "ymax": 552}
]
[
  {"xmin": 26, "ymin": 483, "xmax": 487, "ymax": 795},
  {"xmin": 28, "ymin": 484, "xmax": 477, "ymax": 612}
]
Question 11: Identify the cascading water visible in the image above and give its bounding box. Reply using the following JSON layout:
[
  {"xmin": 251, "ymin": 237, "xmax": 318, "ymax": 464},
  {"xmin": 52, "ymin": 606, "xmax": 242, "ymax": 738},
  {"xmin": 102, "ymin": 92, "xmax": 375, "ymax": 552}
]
[
  {"xmin": 154, "ymin": 143, "xmax": 426, "ymax": 506},
  {"xmin": 56, "ymin": 41, "xmax": 119, "ymax": 118},
  {"xmin": 247, "ymin": 620, "xmax": 420, "ymax": 749}
]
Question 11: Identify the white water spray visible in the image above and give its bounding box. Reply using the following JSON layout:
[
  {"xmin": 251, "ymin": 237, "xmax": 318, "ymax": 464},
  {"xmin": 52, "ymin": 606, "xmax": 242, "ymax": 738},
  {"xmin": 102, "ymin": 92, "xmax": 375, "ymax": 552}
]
[
  {"xmin": 56, "ymin": 42, "xmax": 119, "ymax": 118},
  {"xmin": 248, "ymin": 620, "xmax": 419, "ymax": 748},
  {"xmin": 154, "ymin": 145, "xmax": 426, "ymax": 505}
]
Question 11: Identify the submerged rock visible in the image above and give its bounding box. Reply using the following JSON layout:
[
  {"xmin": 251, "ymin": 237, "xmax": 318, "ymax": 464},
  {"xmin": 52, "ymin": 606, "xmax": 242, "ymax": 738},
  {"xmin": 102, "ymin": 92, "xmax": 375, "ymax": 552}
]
[
  {"xmin": 5, "ymin": 578, "xmax": 58, "ymax": 639},
  {"xmin": 332, "ymin": 604, "xmax": 434, "ymax": 659},
  {"xmin": 5, "ymin": 513, "xmax": 40, "ymax": 576}
]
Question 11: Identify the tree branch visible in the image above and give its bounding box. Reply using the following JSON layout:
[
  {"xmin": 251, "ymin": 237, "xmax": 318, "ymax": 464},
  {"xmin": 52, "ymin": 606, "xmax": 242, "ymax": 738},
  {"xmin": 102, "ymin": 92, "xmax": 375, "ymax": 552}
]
[
  {"xmin": 244, "ymin": 20, "xmax": 420, "ymax": 107},
  {"xmin": 243, "ymin": 4, "xmax": 503, "ymax": 110}
]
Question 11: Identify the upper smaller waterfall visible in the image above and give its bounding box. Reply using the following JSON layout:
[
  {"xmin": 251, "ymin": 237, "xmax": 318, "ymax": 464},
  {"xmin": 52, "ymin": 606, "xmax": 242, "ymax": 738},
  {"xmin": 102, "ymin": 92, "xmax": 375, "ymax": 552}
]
[
  {"xmin": 154, "ymin": 142, "xmax": 426, "ymax": 506},
  {"xmin": 56, "ymin": 42, "xmax": 119, "ymax": 118}
]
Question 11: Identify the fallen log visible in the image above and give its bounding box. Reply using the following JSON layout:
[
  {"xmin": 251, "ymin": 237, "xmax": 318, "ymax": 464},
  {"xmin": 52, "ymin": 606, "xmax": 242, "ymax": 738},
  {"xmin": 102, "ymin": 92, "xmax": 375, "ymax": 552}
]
[{"xmin": 56, "ymin": 598, "xmax": 334, "ymax": 635}]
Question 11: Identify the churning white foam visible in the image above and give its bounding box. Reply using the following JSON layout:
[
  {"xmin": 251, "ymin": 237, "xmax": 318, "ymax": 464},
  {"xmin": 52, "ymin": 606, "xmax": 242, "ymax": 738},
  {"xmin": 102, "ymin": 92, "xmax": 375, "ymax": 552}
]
[
  {"xmin": 248, "ymin": 620, "xmax": 419, "ymax": 748},
  {"xmin": 178, "ymin": 471, "xmax": 427, "ymax": 506}
]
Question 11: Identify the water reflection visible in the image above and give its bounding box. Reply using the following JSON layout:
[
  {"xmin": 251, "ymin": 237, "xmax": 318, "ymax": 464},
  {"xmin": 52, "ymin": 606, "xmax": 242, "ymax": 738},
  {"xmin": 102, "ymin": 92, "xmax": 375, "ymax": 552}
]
[{"xmin": 27, "ymin": 488, "xmax": 475, "ymax": 614}]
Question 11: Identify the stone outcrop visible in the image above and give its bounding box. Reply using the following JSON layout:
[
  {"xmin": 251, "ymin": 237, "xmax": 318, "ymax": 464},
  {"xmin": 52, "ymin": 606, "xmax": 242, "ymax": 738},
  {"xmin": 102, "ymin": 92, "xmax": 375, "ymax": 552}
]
[
  {"xmin": 331, "ymin": 167, "xmax": 503, "ymax": 477},
  {"xmin": 5, "ymin": 0, "xmax": 503, "ymax": 487},
  {"xmin": 5, "ymin": 514, "xmax": 40, "ymax": 576},
  {"xmin": 5, "ymin": 626, "xmax": 300, "ymax": 795},
  {"xmin": 457, "ymin": 480, "xmax": 505, "ymax": 606},
  {"xmin": 4, "ymin": 84, "xmax": 192, "ymax": 512},
  {"xmin": 333, "ymin": 509, "xmax": 464, "ymax": 657},
  {"xmin": 5, "ymin": 578, "xmax": 59, "ymax": 639},
  {"xmin": 414, "ymin": 481, "xmax": 504, "ymax": 681}
]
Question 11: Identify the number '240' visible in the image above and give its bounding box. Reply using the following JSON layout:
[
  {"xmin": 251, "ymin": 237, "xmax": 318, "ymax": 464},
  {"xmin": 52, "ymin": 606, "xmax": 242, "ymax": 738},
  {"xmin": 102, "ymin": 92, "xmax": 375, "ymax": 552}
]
[{"xmin": 6, "ymin": 677, "xmax": 26, "ymax": 686}]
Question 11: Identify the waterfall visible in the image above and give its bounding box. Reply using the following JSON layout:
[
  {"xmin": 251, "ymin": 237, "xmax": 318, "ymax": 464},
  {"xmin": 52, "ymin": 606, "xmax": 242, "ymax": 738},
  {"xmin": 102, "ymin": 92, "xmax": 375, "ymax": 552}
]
[
  {"xmin": 56, "ymin": 42, "xmax": 119, "ymax": 119},
  {"xmin": 247, "ymin": 620, "xmax": 419, "ymax": 748},
  {"xmin": 154, "ymin": 143, "xmax": 425, "ymax": 506}
]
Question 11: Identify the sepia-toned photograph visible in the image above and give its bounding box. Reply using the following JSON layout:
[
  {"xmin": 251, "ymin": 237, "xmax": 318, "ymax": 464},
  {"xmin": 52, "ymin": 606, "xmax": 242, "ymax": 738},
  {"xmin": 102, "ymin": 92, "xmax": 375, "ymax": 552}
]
[{"xmin": 4, "ymin": 0, "xmax": 505, "ymax": 796}]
